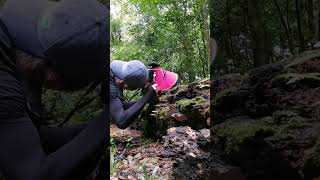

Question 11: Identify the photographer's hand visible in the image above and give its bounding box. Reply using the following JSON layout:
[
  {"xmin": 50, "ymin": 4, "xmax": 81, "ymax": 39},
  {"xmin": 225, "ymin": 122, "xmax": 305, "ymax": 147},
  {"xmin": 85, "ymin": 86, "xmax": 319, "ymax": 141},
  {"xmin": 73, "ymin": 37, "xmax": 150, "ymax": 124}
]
[
  {"xmin": 151, "ymin": 83, "xmax": 159, "ymax": 96},
  {"xmin": 144, "ymin": 83, "xmax": 159, "ymax": 97},
  {"xmin": 110, "ymin": 85, "xmax": 156, "ymax": 129}
]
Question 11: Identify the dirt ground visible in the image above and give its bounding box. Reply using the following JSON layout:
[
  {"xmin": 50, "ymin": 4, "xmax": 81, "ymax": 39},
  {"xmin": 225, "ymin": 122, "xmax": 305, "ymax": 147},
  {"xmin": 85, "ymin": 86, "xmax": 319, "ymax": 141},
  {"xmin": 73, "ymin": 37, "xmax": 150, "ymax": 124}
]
[{"xmin": 110, "ymin": 124, "xmax": 210, "ymax": 180}]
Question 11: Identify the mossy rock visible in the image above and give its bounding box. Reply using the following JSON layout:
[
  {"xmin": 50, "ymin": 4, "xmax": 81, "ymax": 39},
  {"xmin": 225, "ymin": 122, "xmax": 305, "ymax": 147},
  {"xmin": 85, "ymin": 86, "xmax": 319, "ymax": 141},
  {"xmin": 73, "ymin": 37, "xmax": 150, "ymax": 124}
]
[
  {"xmin": 152, "ymin": 106, "xmax": 171, "ymax": 120},
  {"xmin": 271, "ymin": 73, "xmax": 320, "ymax": 89},
  {"xmin": 213, "ymin": 119, "xmax": 276, "ymax": 154},
  {"xmin": 272, "ymin": 110, "xmax": 304, "ymax": 128},
  {"xmin": 212, "ymin": 87, "xmax": 250, "ymax": 122},
  {"xmin": 135, "ymin": 79, "xmax": 210, "ymax": 138},
  {"xmin": 176, "ymin": 96, "xmax": 207, "ymax": 111},
  {"xmin": 213, "ymin": 112, "xmax": 305, "ymax": 155},
  {"xmin": 211, "ymin": 50, "xmax": 320, "ymax": 180},
  {"xmin": 284, "ymin": 50, "xmax": 320, "ymax": 68}
]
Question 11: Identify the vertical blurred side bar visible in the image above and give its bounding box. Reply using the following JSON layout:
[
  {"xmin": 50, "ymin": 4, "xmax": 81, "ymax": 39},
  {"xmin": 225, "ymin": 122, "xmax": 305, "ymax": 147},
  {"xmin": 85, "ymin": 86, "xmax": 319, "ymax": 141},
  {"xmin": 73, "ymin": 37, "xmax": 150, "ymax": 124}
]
[
  {"xmin": 209, "ymin": 0, "xmax": 214, "ymax": 179},
  {"xmin": 95, "ymin": 1, "xmax": 110, "ymax": 179}
]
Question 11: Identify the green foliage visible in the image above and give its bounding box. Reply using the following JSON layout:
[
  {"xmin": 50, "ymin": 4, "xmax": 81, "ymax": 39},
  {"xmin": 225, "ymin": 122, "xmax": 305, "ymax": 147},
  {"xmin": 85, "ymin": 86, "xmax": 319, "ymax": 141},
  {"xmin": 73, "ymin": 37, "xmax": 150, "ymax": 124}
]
[
  {"xmin": 125, "ymin": 137, "xmax": 134, "ymax": 148},
  {"xmin": 110, "ymin": 138, "xmax": 119, "ymax": 176},
  {"xmin": 111, "ymin": 0, "xmax": 210, "ymax": 83},
  {"xmin": 111, "ymin": 18, "xmax": 122, "ymax": 47},
  {"xmin": 140, "ymin": 164, "xmax": 158, "ymax": 180}
]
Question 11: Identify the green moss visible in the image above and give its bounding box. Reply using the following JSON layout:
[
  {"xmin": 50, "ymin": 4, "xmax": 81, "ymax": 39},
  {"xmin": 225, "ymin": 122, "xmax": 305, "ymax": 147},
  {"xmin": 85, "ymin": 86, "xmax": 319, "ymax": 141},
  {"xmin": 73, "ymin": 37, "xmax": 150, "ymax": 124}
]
[
  {"xmin": 260, "ymin": 116, "xmax": 275, "ymax": 125},
  {"xmin": 213, "ymin": 112, "xmax": 306, "ymax": 154},
  {"xmin": 213, "ymin": 120, "xmax": 276, "ymax": 153},
  {"xmin": 273, "ymin": 110, "xmax": 297, "ymax": 123},
  {"xmin": 272, "ymin": 111, "xmax": 304, "ymax": 129},
  {"xmin": 286, "ymin": 116, "xmax": 304, "ymax": 129},
  {"xmin": 273, "ymin": 110, "xmax": 297, "ymax": 118},
  {"xmin": 156, "ymin": 107, "xmax": 170, "ymax": 119},
  {"xmin": 176, "ymin": 96, "xmax": 206, "ymax": 111}
]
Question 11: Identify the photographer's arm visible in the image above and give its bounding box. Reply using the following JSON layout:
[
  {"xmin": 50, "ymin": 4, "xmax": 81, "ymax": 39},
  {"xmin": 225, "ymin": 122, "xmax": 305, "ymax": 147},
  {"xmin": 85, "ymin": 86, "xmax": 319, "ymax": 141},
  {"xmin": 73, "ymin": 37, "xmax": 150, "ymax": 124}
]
[
  {"xmin": 123, "ymin": 101, "xmax": 136, "ymax": 109},
  {"xmin": 110, "ymin": 86, "xmax": 155, "ymax": 129}
]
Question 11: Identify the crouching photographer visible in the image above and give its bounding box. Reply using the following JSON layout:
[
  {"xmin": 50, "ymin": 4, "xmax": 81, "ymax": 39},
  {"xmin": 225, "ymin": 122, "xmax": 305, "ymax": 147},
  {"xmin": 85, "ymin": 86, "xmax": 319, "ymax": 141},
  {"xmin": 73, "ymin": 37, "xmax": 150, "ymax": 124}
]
[{"xmin": 109, "ymin": 60, "xmax": 159, "ymax": 129}]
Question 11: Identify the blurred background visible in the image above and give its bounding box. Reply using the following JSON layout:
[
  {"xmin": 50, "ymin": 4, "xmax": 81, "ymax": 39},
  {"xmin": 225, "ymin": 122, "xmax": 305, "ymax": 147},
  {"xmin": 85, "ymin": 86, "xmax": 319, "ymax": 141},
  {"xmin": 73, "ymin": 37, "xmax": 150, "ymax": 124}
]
[{"xmin": 211, "ymin": 0, "xmax": 320, "ymax": 75}]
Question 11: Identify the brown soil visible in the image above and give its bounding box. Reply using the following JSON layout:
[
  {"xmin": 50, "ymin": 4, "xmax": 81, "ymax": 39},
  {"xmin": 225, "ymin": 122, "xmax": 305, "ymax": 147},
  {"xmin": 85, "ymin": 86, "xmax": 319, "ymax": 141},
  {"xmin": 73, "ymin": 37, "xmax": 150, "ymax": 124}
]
[{"xmin": 110, "ymin": 125, "xmax": 210, "ymax": 180}]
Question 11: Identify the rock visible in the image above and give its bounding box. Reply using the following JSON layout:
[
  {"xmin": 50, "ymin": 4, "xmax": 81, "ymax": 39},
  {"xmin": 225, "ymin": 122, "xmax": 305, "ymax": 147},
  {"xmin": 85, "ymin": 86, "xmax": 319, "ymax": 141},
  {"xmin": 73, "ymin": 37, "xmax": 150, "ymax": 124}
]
[
  {"xmin": 161, "ymin": 127, "xmax": 209, "ymax": 157},
  {"xmin": 148, "ymin": 126, "xmax": 211, "ymax": 179},
  {"xmin": 171, "ymin": 112, "xmax": 188, "ymax": 121},
  {"xmin": 211, "ymin": 50, "xmax": 320, "ymax": 179},
  {"xmin": 211, "ymin": 166, "xmax": 247, "ymax": 180},
  {"xmin": 172, "ymin": 155, "xmax": 211, "ymax": 179},
  {"xmin": 188, "ymin": 152, "xmax": 197, "ymax": 158},
  {"xmin": 200, "ymin": 129, "xmax": 210, "ymax": 139},
  {"xmin": 127, "ymin": 175, "xmax": 136, "ymax": 180},
  {"xmin": 134, "ymin": 78, "xmax": 210, "ymax": 138},
  {"xmin": 134, "ymin": 153, "xmax": 141, "ymax": 160},
  {"xmin": 314, "ymin": 41, "xmax": 320, "ymax": 48}
]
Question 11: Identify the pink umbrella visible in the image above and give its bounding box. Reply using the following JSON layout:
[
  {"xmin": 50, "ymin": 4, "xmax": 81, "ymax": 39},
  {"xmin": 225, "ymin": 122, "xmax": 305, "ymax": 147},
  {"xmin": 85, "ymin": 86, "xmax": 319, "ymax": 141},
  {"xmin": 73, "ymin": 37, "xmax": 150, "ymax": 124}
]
[{"xmin": 153, "ymin": 67, "xmax": 178, "ymax": 91}]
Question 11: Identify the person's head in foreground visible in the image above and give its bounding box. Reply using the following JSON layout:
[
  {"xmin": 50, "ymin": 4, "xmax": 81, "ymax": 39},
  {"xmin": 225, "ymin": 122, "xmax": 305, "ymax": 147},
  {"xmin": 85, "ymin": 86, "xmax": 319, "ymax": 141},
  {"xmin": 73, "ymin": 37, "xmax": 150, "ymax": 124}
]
[
  {"xmin": 1, "ymin": 0, "xmax": 109, "ymax": 91},
  {"xmin": 110, "ymin": 60, "xmax": 149, "ymax": 90}
]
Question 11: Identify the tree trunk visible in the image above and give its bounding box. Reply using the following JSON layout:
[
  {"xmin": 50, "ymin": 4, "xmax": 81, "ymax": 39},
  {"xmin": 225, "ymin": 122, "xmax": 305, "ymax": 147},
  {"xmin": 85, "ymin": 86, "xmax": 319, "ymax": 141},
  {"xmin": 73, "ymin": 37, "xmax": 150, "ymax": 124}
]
[
  {"xmin": 200, "ymin": 0, "xmax": 210, "ymax": 68},
  {"xmin": 319, "ymin": 12, "xmax": 320, "ymax": 40},
  {"xmin": 317, "ymin": 9, "xmax": 320, "ymax": 41},
  {"xmin": 273, "ymin": 0, "xmax": 294, "ymax": 53},
  {"xmin": 306, "ymin": 0, "xmax": 315, "ymax": 36},
  {"xmin": 315, "ymin": 0, "xmax": 320, "ymax": 41},
  {"xmin": 119, "ymin": 0, "xmax": 124, "ymax": 44},
  {"xmin": 286, "ymin": 0, "xmax": 294, "ymax": 49},
  {"xmin": 226, "ymin": 0, "xmax": 236, "ymax": 73},
  {"xmin": 295, "ymin": 0, "xmax": 305, "ymax": 51},
  {"xmin": 247, "ymin": 0, "xmax": 270, "ymax": 67}
]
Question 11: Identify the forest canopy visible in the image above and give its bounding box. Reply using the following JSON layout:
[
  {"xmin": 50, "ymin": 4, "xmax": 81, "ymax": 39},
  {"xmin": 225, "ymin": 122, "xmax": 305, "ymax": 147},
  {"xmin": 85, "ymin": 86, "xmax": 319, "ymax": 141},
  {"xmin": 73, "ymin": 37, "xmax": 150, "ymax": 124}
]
[{"xmin": 111, "ymin": 0, "xmax": 210, "ymax": 84}]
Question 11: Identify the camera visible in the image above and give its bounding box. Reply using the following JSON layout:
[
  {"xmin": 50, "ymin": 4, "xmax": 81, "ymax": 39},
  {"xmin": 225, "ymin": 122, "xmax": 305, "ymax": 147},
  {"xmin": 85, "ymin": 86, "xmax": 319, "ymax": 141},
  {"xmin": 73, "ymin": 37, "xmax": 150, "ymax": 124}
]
[{"xmin": 147, "ymin": 63, "xmax": 160, "ymax": 84}]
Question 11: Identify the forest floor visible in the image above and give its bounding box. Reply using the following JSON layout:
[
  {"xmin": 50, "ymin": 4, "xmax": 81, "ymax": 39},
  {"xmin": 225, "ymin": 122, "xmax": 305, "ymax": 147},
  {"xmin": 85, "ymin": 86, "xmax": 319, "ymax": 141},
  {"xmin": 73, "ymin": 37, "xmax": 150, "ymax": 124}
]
[{"xmin": 110, "ymin": 124, "xmax": 210, "ymax": 180}]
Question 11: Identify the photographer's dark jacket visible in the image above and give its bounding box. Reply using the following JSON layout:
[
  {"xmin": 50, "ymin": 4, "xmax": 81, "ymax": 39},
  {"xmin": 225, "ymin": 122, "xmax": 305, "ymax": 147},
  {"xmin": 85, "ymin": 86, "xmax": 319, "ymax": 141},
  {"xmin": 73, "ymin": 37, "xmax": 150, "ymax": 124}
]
[
  {"xmin": 109, "ymin": 71, "xmax": 124, "ymax": 102},
  {"xmin": 109, "ymin": 70, "xmax": 155, "ymax": 129},
  {"xmin": 0, "ymin": 19, "xmax": 27, "ymax": 122}
]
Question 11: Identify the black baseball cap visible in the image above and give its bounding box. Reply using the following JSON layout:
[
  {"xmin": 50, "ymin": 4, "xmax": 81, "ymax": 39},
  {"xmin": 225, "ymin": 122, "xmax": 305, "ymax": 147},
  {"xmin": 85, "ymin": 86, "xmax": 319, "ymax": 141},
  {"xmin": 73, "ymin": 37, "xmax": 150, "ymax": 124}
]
[{"xmin": 1, "ymin": 0, "xmax": 109, "ymax": 85}]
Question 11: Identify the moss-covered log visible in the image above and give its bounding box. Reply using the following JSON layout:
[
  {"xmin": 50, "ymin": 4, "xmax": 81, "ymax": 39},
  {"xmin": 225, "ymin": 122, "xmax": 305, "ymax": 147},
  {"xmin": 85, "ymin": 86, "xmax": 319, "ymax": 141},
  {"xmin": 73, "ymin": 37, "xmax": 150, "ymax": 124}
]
[{"xmin": 211, "ymin": 50, "xmax": 320, "ymax": 180}]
